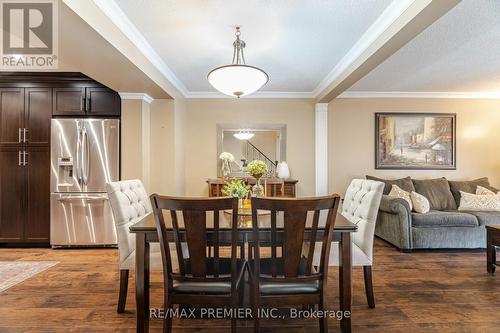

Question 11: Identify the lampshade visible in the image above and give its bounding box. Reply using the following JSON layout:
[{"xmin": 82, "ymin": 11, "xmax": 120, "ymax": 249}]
[
  {"xmin": 208, "ymin": 27, "xmax": 268, "ymax": 98},
  {"xmin": 208, "ymin": 65, "xmax": 268, "ymax": 98}
]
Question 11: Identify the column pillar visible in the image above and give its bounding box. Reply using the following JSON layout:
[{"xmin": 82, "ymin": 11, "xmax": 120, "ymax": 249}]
[{"xmin": 315, "ymin": 103, "xmax": 328, "ymax": 196}]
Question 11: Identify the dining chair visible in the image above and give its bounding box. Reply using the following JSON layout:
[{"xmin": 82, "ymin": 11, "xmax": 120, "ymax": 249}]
[
  {"xmin": 150, "ymin": 195, "xmax": 246, "ymax": 333},
  {"xmin": 249, "ymin": 195, "xmax": 341, "ymax": 333},
  {"xmin": 263, "ymin": 178, "xmax": 285, "ymax": 197},
  {"xmin": 106, "ymin": 179, "xmax": 164, "ymax": 313},
  {"xmin": 311, "ymin": 179, "xmax": 384, "ymax": 308}
]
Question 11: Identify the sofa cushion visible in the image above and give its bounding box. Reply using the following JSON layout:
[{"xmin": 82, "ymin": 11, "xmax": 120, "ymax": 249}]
[
  {"xmin": 448, "ymin": 177, "xmax": 498, "ymax": 207},
  {"xmin": 366, "ymin": 175, "xmax": 415, "ymax": 195},
  {"xmin": 412, "ymin": 178, "xmax": 457, "ymax": 211},
  {"xmin": 466, "ymin": 211, "xmax": 500, "ymax": 226},
  {"xmin": 411, "ymin": 210, "xmax": 479, "ymax": 228}
]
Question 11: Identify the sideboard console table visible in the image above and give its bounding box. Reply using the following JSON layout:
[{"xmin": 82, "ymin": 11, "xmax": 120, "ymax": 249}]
[{"xmin": 207, "ymin": 178, "xmax": 298, "ymax": 197}]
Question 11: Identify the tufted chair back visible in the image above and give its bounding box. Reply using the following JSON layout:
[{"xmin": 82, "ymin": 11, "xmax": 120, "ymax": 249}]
[
  {"xmin": 106, "ymin": 180, "xmax": 152, "ymax": 265},
  {"xmin": 341, "ymin": 179, "xmax": 384, "ymax": 262}
]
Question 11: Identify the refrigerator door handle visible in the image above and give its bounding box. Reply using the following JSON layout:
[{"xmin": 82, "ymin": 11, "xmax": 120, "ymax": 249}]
[
  {"xmin": 58, "ymin": 195, "xmax": 108, "ymax": 203},
  {"xmin": 75, "ymin": 125, "xmax": 82, "ymax": 185},
  {"xmin": 82, "ymin": 127, "xmax": 90, "ymax": 186}
]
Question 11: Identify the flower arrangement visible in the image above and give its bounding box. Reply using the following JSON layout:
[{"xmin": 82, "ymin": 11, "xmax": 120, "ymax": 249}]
[
  {"xmin": 219, "ymin": 152, "xmax": 235, "ymax": 162},
  {"xmin": 222, "ymin": 179, "xmax": 250, "ymax": 199},
  {"xmin": 246, "ymin": 160, "xmax": 268, "ymax": 179}
]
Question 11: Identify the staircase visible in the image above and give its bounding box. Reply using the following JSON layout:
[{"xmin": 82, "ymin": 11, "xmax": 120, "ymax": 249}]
[{"xmin": 243, "ymin": 141, "xmax": 277, "ymax": 177}]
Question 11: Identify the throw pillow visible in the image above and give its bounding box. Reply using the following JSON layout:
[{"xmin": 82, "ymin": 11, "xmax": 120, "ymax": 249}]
[
  {"xmin": 366, "ymin": 175, "xmax": 415, "ymax": 195},
  {"xmin": 411, "ymin": 191, "xmax": 430, "ymax": 214},
  {"xmin": 458, "ymin": 191, "xmax": 500, "ymax": 211},
  {"xmin": 412, "ymin": 178, "xmax": 457, "ymax": 211},
  {"xmin": 388, "ymin": 184, "xmax": 412, "ymax": 210},
  {"xmin": 476, "ymin": 185, "xmax": 497, "ymax": 195},
  {"xmin": 448, "ymin": 177, "xmax": 498, "ymax": 206}
]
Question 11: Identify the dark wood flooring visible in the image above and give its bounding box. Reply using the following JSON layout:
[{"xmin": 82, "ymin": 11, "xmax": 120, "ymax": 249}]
[{"xmin": 0, "ymin": 238, "xmax": 498, "ymax": 332}]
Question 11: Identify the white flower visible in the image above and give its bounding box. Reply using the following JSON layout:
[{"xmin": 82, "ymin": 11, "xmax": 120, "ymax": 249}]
[{"xmin": 219, "ymin": 152, "xmax": 235, "ymax": 162}]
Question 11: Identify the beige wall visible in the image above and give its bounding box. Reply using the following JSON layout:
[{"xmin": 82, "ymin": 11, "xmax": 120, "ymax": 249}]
[
  {"xmin": 121, "ymin": 99, "xmax": 144, "ymax": 181},
  {"xmin": 184, "ymin": 99, "xmax": 316, "ymax": 196},
  {"xmin": 149, "ymin": 99, "xmax": 175, "ymax": 195},
  {"xmin": 328, "ymin": 98, "xmax": 500, "ymax": 194}
]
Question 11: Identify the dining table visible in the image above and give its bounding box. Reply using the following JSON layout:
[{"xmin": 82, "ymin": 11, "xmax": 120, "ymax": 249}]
[{"xmin": 129, "ymin": 210, "xmax": 357, "ymax": 333}]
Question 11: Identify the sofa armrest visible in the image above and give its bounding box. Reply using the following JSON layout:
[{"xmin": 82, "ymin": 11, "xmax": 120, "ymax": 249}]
[
  {"xmin": 375, "ymin": 195, "xmax": 413, "ymax": 250},
  {"xmin": 379, "ymin": 195, "xmax": 411, "ymax": 214}
]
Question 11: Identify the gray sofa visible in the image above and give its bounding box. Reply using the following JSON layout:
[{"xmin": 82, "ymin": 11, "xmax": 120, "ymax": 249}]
[{"xmin": 369, "ymin": 176, "xmax": 500, "ymax": 250}]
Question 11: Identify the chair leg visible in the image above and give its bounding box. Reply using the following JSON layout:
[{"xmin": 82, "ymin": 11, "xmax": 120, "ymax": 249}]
[
  {"xmin": 163, "ymin": 295, "xmax": 173, "ymax": 333},
  {"xmin": 318, "ymin": 297, "xmax": 327, "ymax": 333},
  {"xmin": 251, "ymin": 292, "xmax": 259, "ymax": 333},
  {"xmin": 363, "ymin": 265, "xmax": 375, "ymax": 308},
  {"xmin": 117, "ymin": 269, "xmax": 129, "ymax": 313}
]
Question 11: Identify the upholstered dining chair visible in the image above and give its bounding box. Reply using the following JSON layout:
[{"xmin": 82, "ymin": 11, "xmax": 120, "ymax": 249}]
[
  {"xmin": 311, "ymin": 179, "xmax": 384, "ymax": 308},
  {"xmin": 106, "ymin": 179, "xmax": 164, "ymax": 313},
  {"xmin": 150, "ymin": 195, "xmax": 246, "ymax": 333},
  {"xmin": 249, "ymin": 195, "xmax": 341, "ymax": 333}
]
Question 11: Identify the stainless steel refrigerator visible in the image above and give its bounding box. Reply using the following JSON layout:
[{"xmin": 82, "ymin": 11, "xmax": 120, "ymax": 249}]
[{"xmin": 50, "ymin": 118, "xmax": 119, "ymax": 247}]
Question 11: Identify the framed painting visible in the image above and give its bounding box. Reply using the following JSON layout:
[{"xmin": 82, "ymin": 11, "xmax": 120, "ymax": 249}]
[{"xmin": 375, "ymin": 113, "xmax": 456, "ymax": 170}]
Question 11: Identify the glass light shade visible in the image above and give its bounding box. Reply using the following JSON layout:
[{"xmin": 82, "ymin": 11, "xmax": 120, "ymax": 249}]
[
  {"xmin": 208, "ymin": 64, "xmax": 268, "ymax": 97},
  {"xmin": 233, "ymin": 132, "xmax": 254, "ymax": 140}
]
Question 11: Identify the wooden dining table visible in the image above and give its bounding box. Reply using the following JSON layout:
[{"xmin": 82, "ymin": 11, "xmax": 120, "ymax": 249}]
[{"xmin": 129, "ymin": 211, "xmax": 357, "ymax": 333}]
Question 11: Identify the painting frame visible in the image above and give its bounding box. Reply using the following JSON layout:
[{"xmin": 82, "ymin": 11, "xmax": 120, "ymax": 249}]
[{"xmin": 375, "ymin": 113, "xmax": 456, "ymax": 170}]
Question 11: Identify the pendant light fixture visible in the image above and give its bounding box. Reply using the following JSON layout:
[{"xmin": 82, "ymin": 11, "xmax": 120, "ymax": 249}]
[
  {"xmin": 208, "ymin": 27, "xmax": 268, "ymax": 98},
  {"xmin": 233, "ymin": 129, "xmax": 254, "ymax": 140}
]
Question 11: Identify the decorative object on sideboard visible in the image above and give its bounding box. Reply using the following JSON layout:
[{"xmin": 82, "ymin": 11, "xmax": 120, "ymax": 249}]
[
  {"xmin": 219, "ymin": 152, "xmax": 235, "ymax": 179},
  {"xmin": 222, "ymin": 179, "xmax": 251, "ymax": 208},
  {"xmin": 246, "ymin": 160, "xmax": 268, "ymax": 197},
  {"xmin": 207, "ymin": 27, "xmax": 269, "ymax": 98},
  {"xmin": 375, "ymin": 113, "xmax": 456, "ymax": 170},
  {"xmin": 276, "ymin": 161, "xmax": 290, "ymax": 180}
]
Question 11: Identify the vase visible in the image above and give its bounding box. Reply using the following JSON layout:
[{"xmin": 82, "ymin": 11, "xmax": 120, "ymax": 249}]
[
  {"xmin": 221, "ymin": 159, "xmax": 231, "ymax": 179},
  {"xmin": 252, "ymin": 178, "xmax": 264, "ymax": 197}
]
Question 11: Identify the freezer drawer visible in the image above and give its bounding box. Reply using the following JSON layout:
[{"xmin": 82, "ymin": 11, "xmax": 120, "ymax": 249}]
[{"xmin": 50, "ymin": 193, "xmax": 117, "ymax": 246}]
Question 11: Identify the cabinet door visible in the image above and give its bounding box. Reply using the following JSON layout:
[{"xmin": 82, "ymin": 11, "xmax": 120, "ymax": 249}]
[
  {"xmin": 86, "ymin": 88, "xmax": 121, "ymax": 116},
  {"xmin": 25, "ymin": 146, "xmax": 50, "ymax": 242},
  {"xmin": 0, "ymin": 147, "xmax": 25, "ymax": 242},
  {"xmin": 0, "ymin": 88, "xmax": 24, "ymax": 145},
  {"xmin": 25, "ymin": 88, "xmax": 52, "ymax": 145},
  {"xmin": 52, "ymin": 87, "xmax": 85, "ymax": 116}
]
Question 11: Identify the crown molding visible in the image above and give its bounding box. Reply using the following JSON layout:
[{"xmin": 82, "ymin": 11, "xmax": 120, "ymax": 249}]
[
  {"xmin": 337, "ymin": 91, "xmax": 500, "ymax": 99},
  {"xmin": 119, "ymin": 92, "xmax": 154, "ymax": 103},
  {"xmin": 185, "ymin": 91, "xmax": 316, "ymax": 99},
  {"xmin": 93, "ymin": 0, "xmax": 188, "ymax": 97},
  {"xmin": 313, "ymin": 0, "xmax": 416, "ymax": 97}
]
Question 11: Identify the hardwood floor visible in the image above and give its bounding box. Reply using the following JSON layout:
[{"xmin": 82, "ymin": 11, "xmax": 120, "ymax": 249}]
[{"xmin": 0, "ymin": 238, "xmax": 498, "ymax": 332}]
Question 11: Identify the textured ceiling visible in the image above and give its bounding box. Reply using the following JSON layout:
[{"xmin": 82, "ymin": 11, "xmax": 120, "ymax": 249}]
[
  {"xmin": 349, "ymin": 0, "xmax": 500, "ymax": 92},
  {"xmin": 114, "ymin": 0, "xmax": 392, "ymax": 93}
]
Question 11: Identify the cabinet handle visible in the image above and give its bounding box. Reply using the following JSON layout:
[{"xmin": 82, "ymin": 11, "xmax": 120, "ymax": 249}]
[
  {"xmin": 23, "ymin": 128, "xmax": 27, "ymax": 143},
  {"xmin": 85, "ymin": 97, "xmax": 90, "ymax": 112},
  {"xmin": 81, "ymin": 96, "xmax": 84, "ymax": 111},
  {"xmin": 18, "ymin": 128, "xmax": 22, "ymax": 143},
  {"xmin": 23, "ymin": 151, "xmax": 28, "ymax": 166},
  {"xmin": 18, "ymin": 151, "xmax": 22, "ymax": 166}
]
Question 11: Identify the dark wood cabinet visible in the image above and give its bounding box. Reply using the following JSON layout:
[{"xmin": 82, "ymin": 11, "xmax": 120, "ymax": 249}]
[
  {"xmin": 52, "ymin": 87, "xmax": 85, "ymax": 116},
  {"xmin": 26, "ymin": 88, "xmax": 52, "ymax": 145},
  {"xmin": 86, "ymin": 87, "xmax": 120, "ymax": 116},
  {"xmin": 0, "ymin": 147, "xmax": 25, "ymax": 242},
  {"xmin": 0, "ymin": 88, "xmax": 24, "ymax": 145},
  {"xmin": 53, "ymin": 87, "xmax": 120, "ymax": 116},
  {"xmin": 25, "ymin": 146, "xmax": 50, "ymax": 242},
  {"xmin": 0, "ymin": 86, "xmax": 51, "ymax": 244}
]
